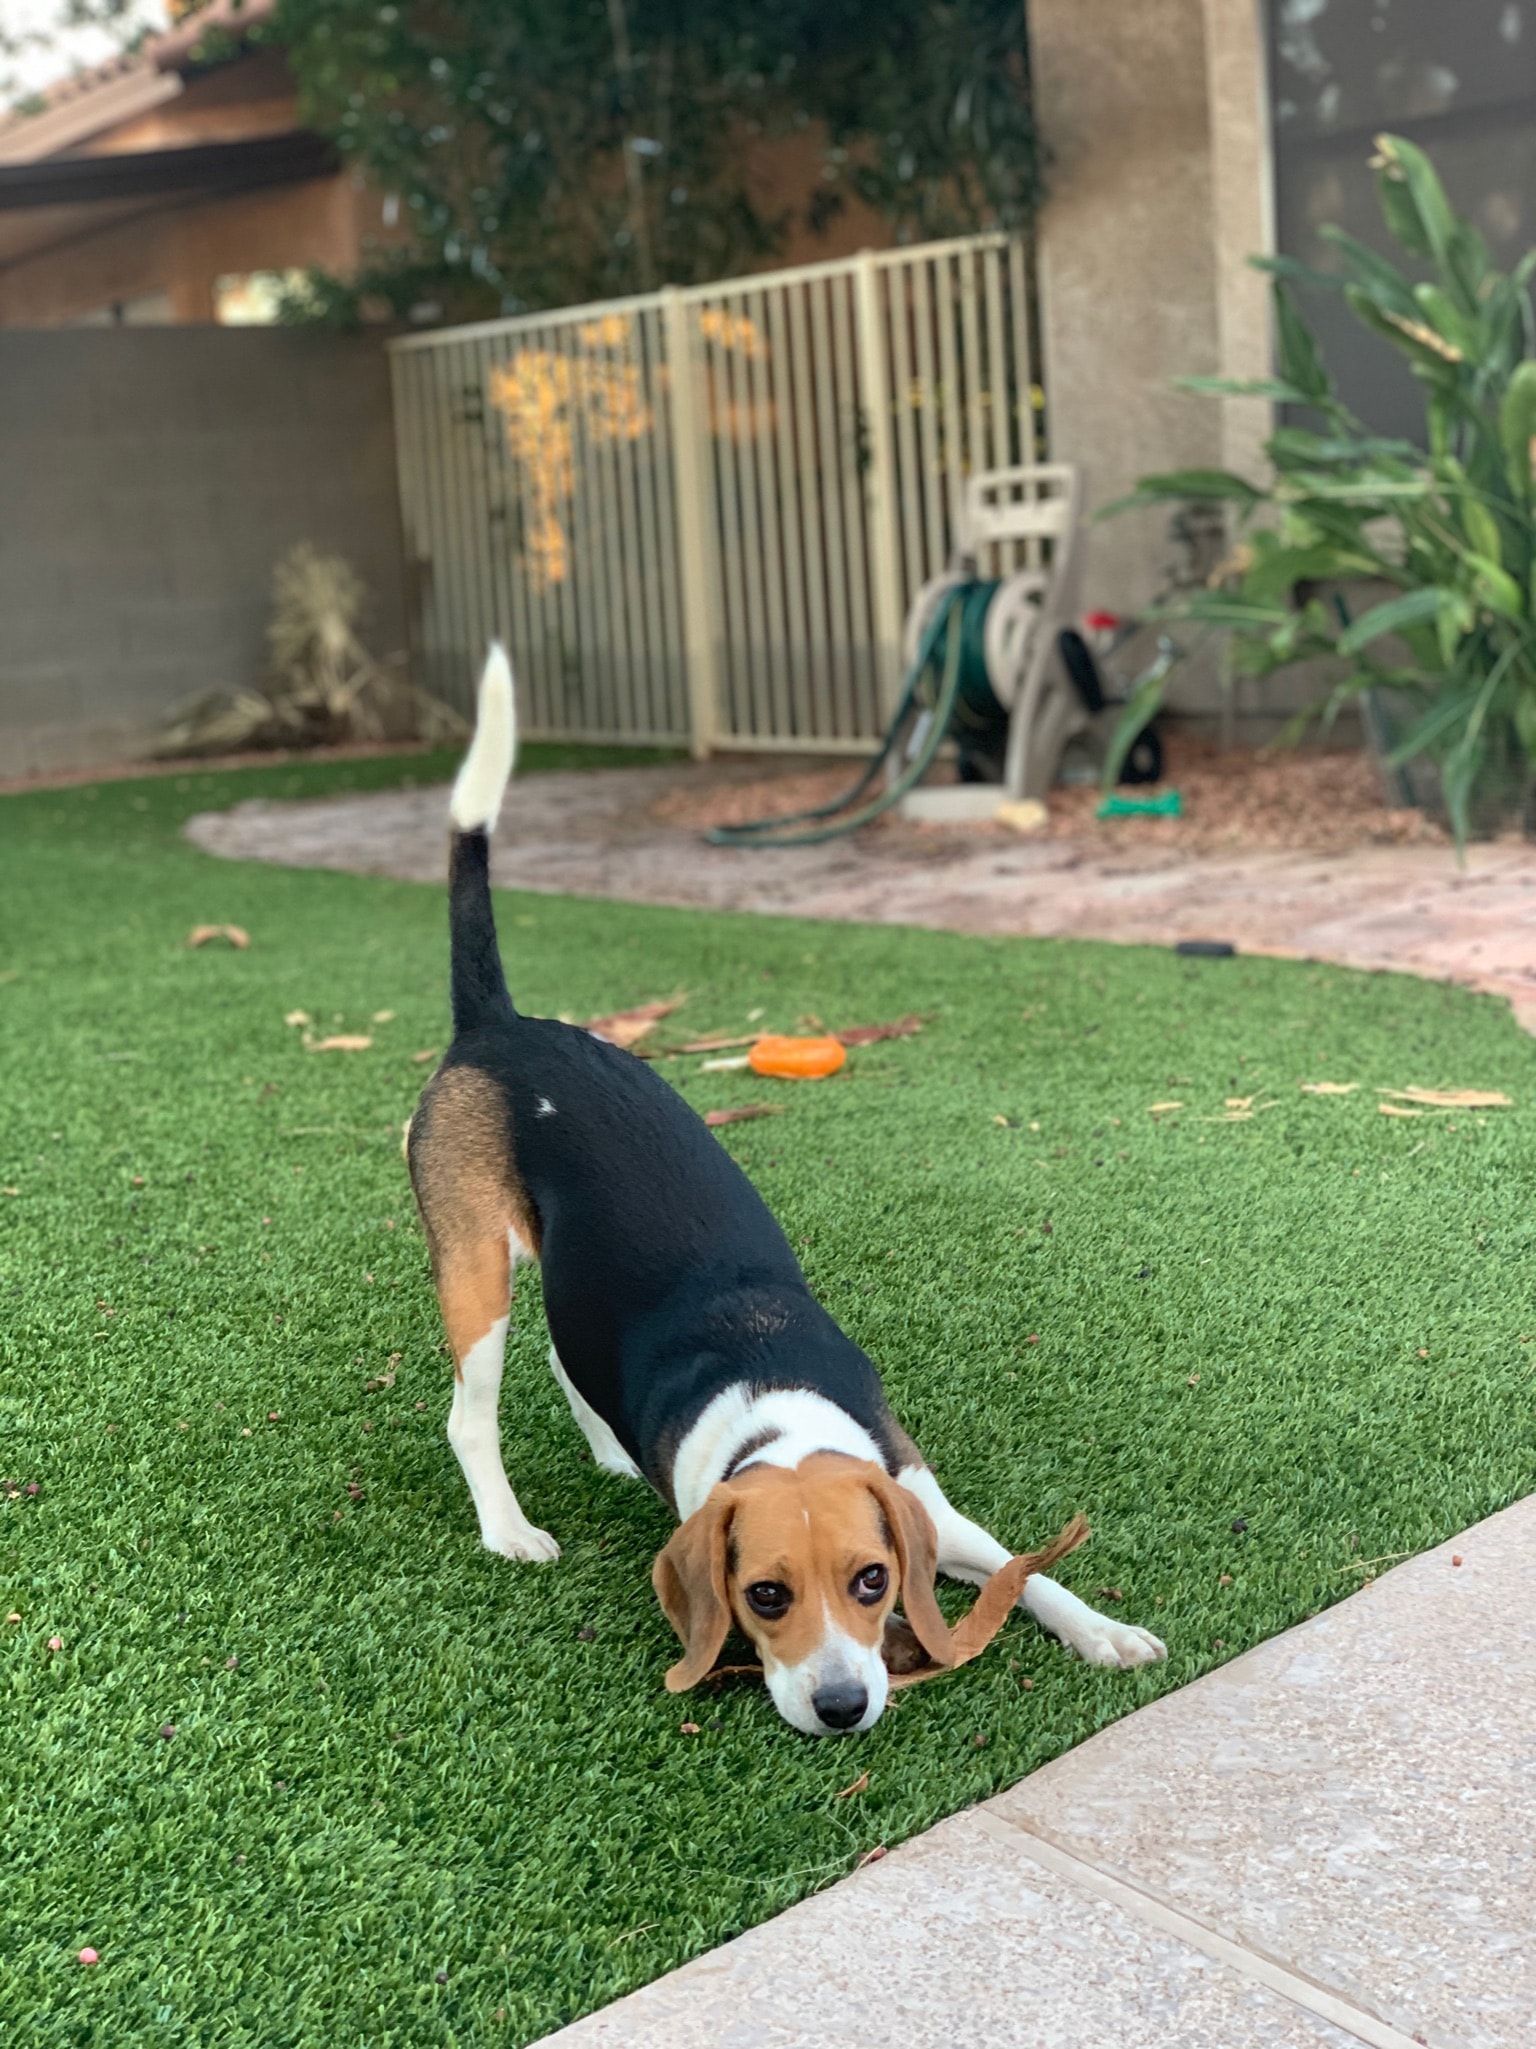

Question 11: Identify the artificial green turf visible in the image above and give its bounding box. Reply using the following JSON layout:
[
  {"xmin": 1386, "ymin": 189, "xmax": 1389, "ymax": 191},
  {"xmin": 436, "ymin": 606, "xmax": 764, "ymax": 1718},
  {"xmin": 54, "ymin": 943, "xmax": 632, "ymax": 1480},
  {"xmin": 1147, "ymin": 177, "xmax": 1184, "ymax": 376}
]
[{"xmin": 2, "ymin": 752, "xmax": 1534, "ymax": 2047}]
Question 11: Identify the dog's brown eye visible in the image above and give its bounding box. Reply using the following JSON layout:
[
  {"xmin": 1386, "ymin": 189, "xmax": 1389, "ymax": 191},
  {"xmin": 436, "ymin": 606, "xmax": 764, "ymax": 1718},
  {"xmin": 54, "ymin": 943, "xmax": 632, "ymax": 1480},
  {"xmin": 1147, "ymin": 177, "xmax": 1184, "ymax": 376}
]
[
  {"xmin": 853, "ymin": 1564, "xmax": 889, "ymax": 1604},
  {"xmin": 745, "ymin": 1580, "xmax": 791, "ymax": 1619}
]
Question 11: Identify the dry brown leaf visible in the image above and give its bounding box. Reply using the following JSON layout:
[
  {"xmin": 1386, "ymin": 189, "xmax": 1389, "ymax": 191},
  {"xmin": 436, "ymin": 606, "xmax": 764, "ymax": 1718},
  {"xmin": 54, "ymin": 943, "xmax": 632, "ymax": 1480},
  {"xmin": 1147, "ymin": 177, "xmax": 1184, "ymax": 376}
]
[
  {"xmin": 703, "ymin": 1104, "xmax": 785, "ymax": 1128},
  {"xmin": 671, "ymin": 1033, "xmax": 763, "ymax": 1054},
  {"xmin": 1300, "ymin": 1081, "xmax": 1359, "ymax": 1095},
  {"xmin": 856, "ymin": 1845, "xmax": 888, "ymax": 1869},
  {"xmin": 187, "ymin": 924, "xmax": 249, "ymax": 950},
  {"xmin": 834, "ymin": 1016, "xmax": 927, "ymax": 1047},
  {"xmin": 834, "ymin": 1771, "xmax": 870, "ymax": 1800},
  {"xmin": 1378, "ymin": 1102, "xmax": 1422, "ymax": 1118},
  {"xmin": 1379, "ymin": 1087, "xmax": 1512, "ymax": 1109},
  {"xmin": 307, "ymin": 1034, "xmax": 373, "ymax": 1054},
  {"xmin": 411, "ymin": 1048, "xmax": 439, "ymax": 1065},
  {"xmin": 1148, "ymin": 1101, "xmax": 1183, "ymax": 1114},
  {"xmin": 583, "ymin": 1000, "xmax": 681, "ymax": 1049}
]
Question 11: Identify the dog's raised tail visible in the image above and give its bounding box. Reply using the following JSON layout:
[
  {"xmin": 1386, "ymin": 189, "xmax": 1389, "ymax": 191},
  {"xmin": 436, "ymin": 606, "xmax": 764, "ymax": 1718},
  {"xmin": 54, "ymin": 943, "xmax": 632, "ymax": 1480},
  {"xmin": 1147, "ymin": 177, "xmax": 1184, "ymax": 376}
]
[
  {"xmin": 451, "ymin": 641, "xmax": 517, "ymax": 833},
  {"xmin": 448, "ymin": 644, "xmax": 517, "ymax": 1035}
]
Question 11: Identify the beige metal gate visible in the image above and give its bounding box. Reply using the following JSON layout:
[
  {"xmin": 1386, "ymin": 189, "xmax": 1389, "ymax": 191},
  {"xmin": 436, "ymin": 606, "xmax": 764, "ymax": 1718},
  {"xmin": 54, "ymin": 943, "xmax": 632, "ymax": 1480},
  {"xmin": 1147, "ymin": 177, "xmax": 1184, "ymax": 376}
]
[{"xmin": 389, "ymin": 235, "xmax": 1040, "ymax": 754}]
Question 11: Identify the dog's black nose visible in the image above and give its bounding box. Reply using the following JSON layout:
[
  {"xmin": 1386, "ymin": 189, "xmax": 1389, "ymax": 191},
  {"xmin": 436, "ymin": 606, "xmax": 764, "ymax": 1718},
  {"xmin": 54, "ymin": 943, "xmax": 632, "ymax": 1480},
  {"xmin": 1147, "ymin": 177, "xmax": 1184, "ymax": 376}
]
[{"xmin": 812, "ymin": 1680, "xmax": 869, "ymax": 1731}]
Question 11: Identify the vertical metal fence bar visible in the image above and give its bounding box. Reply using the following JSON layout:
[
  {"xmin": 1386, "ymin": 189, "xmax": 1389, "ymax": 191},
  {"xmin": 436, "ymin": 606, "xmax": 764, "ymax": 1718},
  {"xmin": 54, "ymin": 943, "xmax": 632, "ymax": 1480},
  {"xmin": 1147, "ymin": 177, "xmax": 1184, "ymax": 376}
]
[
  {"xmin": 519, "ymin": 324, "xmax": 556, "ymax": 733},
  {"xmin": 388, "ymin": 351, "xmax": 430, "ymax": 703},
  {"xmin": 610, "ymin": 320, "xmax": 651, "ymax": 740},
  {"xmin": 464, "ymin": 340, "xmax": 502, "ymax": 676},
  {"xmin": 749, "ymin": 289, "xmax": 793, "ymax": 742},
  {"xmin": 537, "ymin": 326, "xmax": 589, "ymax": 735},
  {"xmin": 787, "ymin": 277, "xmax": 834, "ymax": 745},
  {"xmin": 854, "ymin": 250, "xmax": 903, "ymax": 719},
  {"xmin": 984, "ymin": 244, "xmax": 1008, "ymax": 478},
  {"xmin": 766, "ymin": 284, "xmax": 811, "ymax": 741},
  {"xmin": 832, "ymin": 269, "xmax": 878, "ymax": 733},
  {"xmin": 663, "ymin": 288, "xmax": 720, "ymax": 755},
  {"xmin": 471, "ymin": 336, "xmax": 509, "ymax": 652},
  {"xmin": 639, "ymin": 304, "xmax": 687, "ymax": 741},
  {"xmin": 912, "ymin": 258, "xmax": 946, "ymax": 581},
  {"xmin": 1008, "ymin": 237, "xmax": 1042, "ymax": 567},
  {"xmin": 888, "ymin": 258, "xmax": 924, "ymax": 599},
  {"xmin": 730, "ymin": 303, "xmax": 771, "ymax": 741},
  {"xmin": 937, "ymin": 253, "xmax": 965, "ymax": 583},
  {"xmin": 492, "ymin": 339, "xmax": 541, "ymax": 727},
  {"xmin": 706, "ymin": 302, "xmax": 749, "ymax": 743},
  {"xmin": 428, "ymin": 343, "xmax": 466, "ymax": 696},
  {"xmin": 809, "ymin": 275, "xmax": 853, "ymax": 737},
  {"xmin": 959, "ymin": 247, "xmax": 985, "ymax": 503},
  {"xmin": 578, "ymin": 318, "xmax": 631, "ymax": 737}
]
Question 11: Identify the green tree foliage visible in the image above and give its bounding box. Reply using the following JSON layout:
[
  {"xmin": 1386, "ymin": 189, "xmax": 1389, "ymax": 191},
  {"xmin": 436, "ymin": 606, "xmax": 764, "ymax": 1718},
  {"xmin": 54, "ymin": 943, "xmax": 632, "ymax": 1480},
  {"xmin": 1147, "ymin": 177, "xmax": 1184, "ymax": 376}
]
[{"xmin": 270, "ymin": 0, "xmax": 1037, "ymax": 317}]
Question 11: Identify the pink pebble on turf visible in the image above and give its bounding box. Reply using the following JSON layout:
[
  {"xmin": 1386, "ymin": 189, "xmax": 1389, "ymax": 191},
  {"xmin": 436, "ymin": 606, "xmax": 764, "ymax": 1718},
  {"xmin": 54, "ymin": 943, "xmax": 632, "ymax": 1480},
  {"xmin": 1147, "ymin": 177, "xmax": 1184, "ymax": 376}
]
[{"xmin": 78, "ymin": 1948, "xmax": 99, "ymax": 1966}]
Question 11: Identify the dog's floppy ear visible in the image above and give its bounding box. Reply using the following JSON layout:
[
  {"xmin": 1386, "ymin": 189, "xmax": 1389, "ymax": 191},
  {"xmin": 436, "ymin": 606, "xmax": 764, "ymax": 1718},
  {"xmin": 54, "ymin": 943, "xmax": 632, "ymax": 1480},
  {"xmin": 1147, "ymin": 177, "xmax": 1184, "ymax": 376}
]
[
  {"xmin": 652, "ymin": 1489, "xmax": 736, "ymax": 1692},
  {"xmin": 867, "ymin": 1471, "xmax": 956, "ymax": 1670}
]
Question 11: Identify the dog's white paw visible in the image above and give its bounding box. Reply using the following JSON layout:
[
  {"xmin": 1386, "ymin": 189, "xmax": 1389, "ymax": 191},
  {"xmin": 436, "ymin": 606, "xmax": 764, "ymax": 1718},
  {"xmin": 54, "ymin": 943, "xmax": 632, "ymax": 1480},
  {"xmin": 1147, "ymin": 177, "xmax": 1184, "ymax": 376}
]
[
  {"xmin": 484, "ymin": 1523, "xmax": 562, "ymax": 1563},
  {"xmin": 1073, "ymin": 1619, "xmax": 1167, "ymax": 1668}
]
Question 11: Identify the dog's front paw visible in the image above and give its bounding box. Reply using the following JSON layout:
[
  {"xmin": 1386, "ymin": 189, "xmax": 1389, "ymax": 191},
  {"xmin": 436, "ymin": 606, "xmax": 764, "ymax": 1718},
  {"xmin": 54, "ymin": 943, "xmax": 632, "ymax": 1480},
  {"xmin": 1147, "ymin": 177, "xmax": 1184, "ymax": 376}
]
[
  {"xmin": 1073, "ymin": 1619, "xmax": 1167, "ymax": 1668},
  {"xmin": 484, "ymin": 1522, "xmax": 562, "ymax": 1563}
]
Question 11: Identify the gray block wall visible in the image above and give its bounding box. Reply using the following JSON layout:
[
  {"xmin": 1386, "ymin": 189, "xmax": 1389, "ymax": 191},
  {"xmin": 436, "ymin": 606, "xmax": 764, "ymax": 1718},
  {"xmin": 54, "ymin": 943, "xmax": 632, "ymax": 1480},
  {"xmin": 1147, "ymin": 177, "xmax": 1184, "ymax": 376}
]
[{"xmin": 0, "ymin": 328, "xmax": 406, "ymax": 777}]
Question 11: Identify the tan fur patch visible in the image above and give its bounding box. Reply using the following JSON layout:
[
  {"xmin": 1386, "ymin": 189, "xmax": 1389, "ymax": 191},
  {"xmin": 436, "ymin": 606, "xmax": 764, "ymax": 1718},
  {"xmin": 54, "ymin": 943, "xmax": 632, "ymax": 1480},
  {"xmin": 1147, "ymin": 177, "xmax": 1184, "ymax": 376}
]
[
  {"xmin": 408, "ymin": 1064, "xmax": 541, "ymax": 1368},
  {"xmin": 723, "ymin": 1460, "xmax": 897, "ymax": 1665}
]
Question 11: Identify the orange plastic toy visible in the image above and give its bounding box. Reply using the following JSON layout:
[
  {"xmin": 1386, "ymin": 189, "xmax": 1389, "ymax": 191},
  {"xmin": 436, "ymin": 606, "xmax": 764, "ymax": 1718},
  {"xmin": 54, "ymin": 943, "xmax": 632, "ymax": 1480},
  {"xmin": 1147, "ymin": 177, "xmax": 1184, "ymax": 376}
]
[{"xmin": 747, "ymin": 1034, "xmax": 847, "ymax": 1080}]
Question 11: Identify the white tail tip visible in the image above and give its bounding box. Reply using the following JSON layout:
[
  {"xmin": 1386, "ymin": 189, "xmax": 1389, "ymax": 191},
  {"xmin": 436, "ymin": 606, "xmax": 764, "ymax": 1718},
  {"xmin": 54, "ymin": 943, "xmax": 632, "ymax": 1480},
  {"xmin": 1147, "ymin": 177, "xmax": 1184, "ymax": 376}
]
[{"xmin": 449, "ymin": 642, "xmax": 517, "ymax": 833}]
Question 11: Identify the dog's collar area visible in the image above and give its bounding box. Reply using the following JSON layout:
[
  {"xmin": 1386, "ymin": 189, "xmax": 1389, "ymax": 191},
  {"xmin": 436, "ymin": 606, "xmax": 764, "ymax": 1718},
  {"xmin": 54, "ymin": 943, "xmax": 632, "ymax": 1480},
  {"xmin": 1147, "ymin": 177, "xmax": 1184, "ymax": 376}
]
[{"xmin": 721, "ymin": 1425, "xmax": 785, "ymax": 1483}]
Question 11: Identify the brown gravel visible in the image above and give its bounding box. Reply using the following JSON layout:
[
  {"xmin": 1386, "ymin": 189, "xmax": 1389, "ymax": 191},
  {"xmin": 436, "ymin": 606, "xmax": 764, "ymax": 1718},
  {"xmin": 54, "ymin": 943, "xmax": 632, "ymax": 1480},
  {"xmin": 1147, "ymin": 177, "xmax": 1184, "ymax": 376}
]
[
  {"xmin": 653, "ymin": 738, "xmax": 1450, "ymax": 854},
  {"xmin": 650, "ymin": 766, "xmax": 882, "ymax": 833}
]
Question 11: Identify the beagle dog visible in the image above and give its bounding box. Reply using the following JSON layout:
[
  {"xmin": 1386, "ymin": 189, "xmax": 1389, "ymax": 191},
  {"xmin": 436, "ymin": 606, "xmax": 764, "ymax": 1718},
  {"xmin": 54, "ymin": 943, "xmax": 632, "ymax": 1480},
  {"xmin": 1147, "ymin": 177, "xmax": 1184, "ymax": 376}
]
[{"xmin": 407, "ymin": 649, "xmax": 1166, "ymax": 1735}]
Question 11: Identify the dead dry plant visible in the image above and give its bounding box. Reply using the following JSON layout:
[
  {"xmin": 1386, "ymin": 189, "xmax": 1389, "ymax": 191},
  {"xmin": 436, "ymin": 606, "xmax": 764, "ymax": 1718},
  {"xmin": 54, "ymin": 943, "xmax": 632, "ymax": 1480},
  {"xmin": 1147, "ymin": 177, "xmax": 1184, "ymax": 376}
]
[{"xmin": 155, "ymin": 543, "xmax": 467, "ymax": 758}]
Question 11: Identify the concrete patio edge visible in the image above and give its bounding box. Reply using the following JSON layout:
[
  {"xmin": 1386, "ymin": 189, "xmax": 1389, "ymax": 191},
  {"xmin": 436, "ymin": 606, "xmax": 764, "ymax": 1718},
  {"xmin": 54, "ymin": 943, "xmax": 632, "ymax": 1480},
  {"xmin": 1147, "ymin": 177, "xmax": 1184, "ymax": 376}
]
[{"xmin": 531, "ymin": 1493, "xmax": 1535, "ymax": 2049}]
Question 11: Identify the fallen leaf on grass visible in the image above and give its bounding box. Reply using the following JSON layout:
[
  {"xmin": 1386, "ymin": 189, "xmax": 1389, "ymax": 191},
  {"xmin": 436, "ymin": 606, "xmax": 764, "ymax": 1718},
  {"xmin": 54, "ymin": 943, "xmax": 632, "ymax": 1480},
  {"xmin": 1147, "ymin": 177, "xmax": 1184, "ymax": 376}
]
[
  {"xmin": 371, "ymin": 1010, "xmax": 395, "ymax": 1024},
  {"xmin": 411, "ymin": 1048, "xmax": 439, "ymax": 1064},
  {"xmin": 856, "ymin": 1845, "xmax": 888, "ymax": 1869},
  {"xmin": 1148, "ymin": 1101, "xmax": 1183, "ymax": 1114},
  {"xmin": 606, "ymin": 1923, "xmax": 658, "ymax": 1950},
  {"xmin": 703, "ymin": 1104, "xmax": 785, "ymax": 1128},
  {"xmin": 834, "ymin": 1771, "xmax": 870, "ymax": 1800},
  {"xmin": 1300, "ymin": 1081, "xmax": 1358, "ymax": 1095},
  {"xmin": 364, "ymin": 1371, "xmax": 396, "ymax": 1391},
  {"xmin": 187, "ymin": 924, "xmax": 249, "ymax": 950},
  {"xmin": 834, "ymin": 1016, "xmax": 926, "ymax": 1047},
  {"xmin": 1, "ymin": 1187, "xmax": 17, "ymax": 1197},
  {"xmin": 283, "ymin": 1010, "xmax": 311, "ymax": 1028},
  {"xmin": 1204, "ymin": 1099, "xmax": 1279, "ymax": 1124},
  {"xmin": 1379, "ymin": 1087, "xmax": 1512, "ymax": 1109},
  {"xmin": 305, "ymin": 1035, "xmax": 372, "ymax": 1054},
  {"xmin": 1378, "ymin": 1102, "xmax": 1423, "ymax": 1119},
  {"xmin": 583, "ymin": 1000, "xmax": 681, "ymax": 1049}
]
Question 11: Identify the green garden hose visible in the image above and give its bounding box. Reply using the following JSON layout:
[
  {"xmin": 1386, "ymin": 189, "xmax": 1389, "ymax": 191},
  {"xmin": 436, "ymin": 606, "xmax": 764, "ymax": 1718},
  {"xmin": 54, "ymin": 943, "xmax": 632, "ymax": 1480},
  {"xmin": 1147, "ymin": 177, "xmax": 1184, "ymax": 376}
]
[{"xmin": 706, "ymin": 579, "xmax": 1002, "ymax": 848}]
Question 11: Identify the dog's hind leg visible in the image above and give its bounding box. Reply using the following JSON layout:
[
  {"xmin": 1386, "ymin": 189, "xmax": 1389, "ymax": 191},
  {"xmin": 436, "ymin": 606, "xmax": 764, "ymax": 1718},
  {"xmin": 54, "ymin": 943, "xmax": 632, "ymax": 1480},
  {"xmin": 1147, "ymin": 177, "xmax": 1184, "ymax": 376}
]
[
  {"xmin": 549, "ymin": 1347, "xmax": 642, "ymax": 1479},
  {"xmin": 896, "ymin": 1466, "xmax": 1164, "ymax": 1668},
  {"xmin": 437, "ymin": 1232, "xmax": 559, "ymax": 1562},
  {"xmin": 410, "ymin": 1067, "xmax": 559, "ymax": 1562}
]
